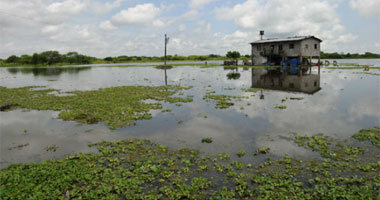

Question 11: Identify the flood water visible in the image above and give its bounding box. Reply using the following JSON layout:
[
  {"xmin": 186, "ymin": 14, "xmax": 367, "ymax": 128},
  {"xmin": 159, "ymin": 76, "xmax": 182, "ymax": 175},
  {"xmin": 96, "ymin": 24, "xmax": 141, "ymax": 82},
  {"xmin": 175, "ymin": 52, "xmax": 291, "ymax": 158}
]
[{"xmin": 1, "ymin": 59, "xmax": 379, "ymax": 168}]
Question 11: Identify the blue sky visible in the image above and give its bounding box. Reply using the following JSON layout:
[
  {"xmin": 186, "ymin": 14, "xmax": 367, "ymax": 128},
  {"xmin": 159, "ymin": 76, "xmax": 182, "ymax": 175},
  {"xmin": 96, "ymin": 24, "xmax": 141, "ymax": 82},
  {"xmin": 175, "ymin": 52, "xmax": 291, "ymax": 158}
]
[{"xmin": 0, "ymin": 0, "xmax": 379, "ymax": 58}]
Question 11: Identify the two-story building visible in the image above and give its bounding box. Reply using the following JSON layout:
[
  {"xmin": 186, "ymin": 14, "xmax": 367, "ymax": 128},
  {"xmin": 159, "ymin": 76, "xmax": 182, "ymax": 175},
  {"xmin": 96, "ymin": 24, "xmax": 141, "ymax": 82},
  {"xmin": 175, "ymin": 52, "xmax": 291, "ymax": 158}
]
[{"xmin": 250, "ymin": 36, "xmax": 322, "ymax": 66}]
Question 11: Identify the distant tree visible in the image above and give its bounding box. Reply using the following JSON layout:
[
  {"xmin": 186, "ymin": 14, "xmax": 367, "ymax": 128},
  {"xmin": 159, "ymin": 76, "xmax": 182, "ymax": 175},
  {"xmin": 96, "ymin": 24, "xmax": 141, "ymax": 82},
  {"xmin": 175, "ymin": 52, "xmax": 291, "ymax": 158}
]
[
  {"xmin": 208, "ymin": 54, "xmax": 220, "ymax": 58},
  {"xmin": 6, "ymin": 55, "xmax": 19, "ymax": 63},
  {"xmin": 19, "ymin": 55, "xmax": 32, "ymax": 64},
  {"xmin": 226, "ymin": 51, "xmax": 241, "ymax": 66},
  {"xmin": 104, "ymin": 57, "xmax": 113, "ymax": 62},
  {"xmin": 31, "ymin": 53, "xmax": 42, "ymax": 65},
  {"xmin": 40, "ymin": 51, "xmax": 61, "ymax": 65}
]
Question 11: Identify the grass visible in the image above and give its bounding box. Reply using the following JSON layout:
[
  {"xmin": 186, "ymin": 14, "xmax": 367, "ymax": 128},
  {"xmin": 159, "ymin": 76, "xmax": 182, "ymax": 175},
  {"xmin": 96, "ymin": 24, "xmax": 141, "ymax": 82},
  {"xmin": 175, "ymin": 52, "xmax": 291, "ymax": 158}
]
[
  {"xmin": 1, "ymin": 127, "xmax": 379, "ymax": 199},
  {"xmin": 0, "ymin": 85, "xmax": 193, "ymax": 129}
]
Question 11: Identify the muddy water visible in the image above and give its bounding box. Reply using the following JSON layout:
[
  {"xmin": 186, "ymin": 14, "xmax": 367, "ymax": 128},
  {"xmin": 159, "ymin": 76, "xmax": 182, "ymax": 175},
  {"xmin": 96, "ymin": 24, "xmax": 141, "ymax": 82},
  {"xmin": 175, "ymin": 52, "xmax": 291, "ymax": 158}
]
[{"xmin": 1, "ymin": 60, "xmax": 379, "ymax": 168}]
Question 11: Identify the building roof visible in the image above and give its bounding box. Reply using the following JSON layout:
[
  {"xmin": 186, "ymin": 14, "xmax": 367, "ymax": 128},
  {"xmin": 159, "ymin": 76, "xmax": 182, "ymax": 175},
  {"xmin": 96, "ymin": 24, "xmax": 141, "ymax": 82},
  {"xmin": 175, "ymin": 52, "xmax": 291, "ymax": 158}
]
[{"xmin": 250, "ymin": 36, "xmax": 322, "ymax": 44}]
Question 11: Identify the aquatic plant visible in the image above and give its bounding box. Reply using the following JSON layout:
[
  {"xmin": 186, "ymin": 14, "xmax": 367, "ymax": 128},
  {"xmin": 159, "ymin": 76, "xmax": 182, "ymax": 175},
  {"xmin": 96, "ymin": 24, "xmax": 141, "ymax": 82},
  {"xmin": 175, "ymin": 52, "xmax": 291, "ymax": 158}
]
[
  {"xmin": 275, "ymin": 105, "xmax": 287, "ymax": 109},
  {"xmin": 352, "ymin": 127, "xmax": 380, "ymax": 147},
  {"xmin": 201, "ymin": 137, "xmax": 213, "ymax": 143},
  {"xmin": 1, "ymin": 128, "xmax": 380, "ymax": 199},
  {"xmin": 236, "ymin": 150, "xmax": 246, "ymax": 157},
  {"xmin": 202, "ymin": 91, "xmax": 246, "ymax": 109},
  {"xmin": 0, "ymin": 85, "xmax": 193, "ymax": 129}
]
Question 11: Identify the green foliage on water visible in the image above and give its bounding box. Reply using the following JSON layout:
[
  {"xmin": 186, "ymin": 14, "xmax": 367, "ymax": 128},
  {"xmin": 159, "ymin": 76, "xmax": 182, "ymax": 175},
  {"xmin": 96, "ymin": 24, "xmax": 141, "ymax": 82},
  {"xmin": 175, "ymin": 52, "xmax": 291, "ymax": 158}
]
[
  {"xmin": 0, "ymin": 85, "xmax": 193, "ymax": 129},
  {"xmin": 201, "ymin": 137, "xmax": 213, "ymax": 143},
  {"xmin": 1, "ymin": 128, "xmax": 379, "ymax": 199},
  {"xmin": 241, "ymin": 88, "xmax": 264, "ymax": 93},
  {"xmin": 203, "ymin": 91, "xmax": 248, "ymax": 109},
  {"xmin": 275, "ymin": 105, "xmax": 287, "ymax": 109},
  {"xmin": 352, "ymin": 127, "xmax": 380, "ymax": 147}
]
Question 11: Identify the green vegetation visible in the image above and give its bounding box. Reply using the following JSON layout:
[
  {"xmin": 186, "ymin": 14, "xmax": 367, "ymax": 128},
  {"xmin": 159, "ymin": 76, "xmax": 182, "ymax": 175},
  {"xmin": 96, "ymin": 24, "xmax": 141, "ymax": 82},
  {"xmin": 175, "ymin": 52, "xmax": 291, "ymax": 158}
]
[
  {"xmin": 321, "ymin": 51, "xmax": 380, "ymax": 59},
  {"xmin": 226, "ymin": 51, "xmax": 241, "ymax": 66},
  {"xmin": 0, "ymin": 85, "xmax": 193, "ymax": 129},
  {"xmin": 237, "ymin": 150, "xmax": 246, "ymax": 157},
  {"xmin": 275, "ymin": 105, "xmax": 287, "ymax": 109},
  {"xmin": 290, "ymin": 97, "xmax": 304, "ymax": 100},
  {"xmin": 352, "ymin": 127, "xmax": 380, "ymax": 147},
  {"xmin": 45, "ymin": 145, "xmax": 59, "ymax": 152},
  {"xmin": 241, "ymin": 88, "xmax": 264, "ymax": 93},
  {"xmin": 8, "ymin": 143, "xmax": 29, "ymax": 150},
  {"xmin": 201, "ymin": 137, "xmax": 213, "ymax": 143},
  {"xmin": 1, "ymin": 128, "xmax": 379, "ymax": 199},
  {"xmin": 257, "ymin": 147, "xmax": 270, "ymax": 154},
  {"xmin": 203, "ymin": 91, "xmax": 248, "ymax": 109}
]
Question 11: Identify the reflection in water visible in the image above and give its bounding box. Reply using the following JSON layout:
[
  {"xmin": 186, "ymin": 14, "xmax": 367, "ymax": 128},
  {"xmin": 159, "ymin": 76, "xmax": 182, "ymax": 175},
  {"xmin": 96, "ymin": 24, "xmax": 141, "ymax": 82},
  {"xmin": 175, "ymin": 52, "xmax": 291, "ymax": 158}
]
[
  {"xmin": 1, "ymin": 64, "xmax": 379, "ymax": 168},
  {"xmin": 7, "ymin": 67, "xmax": 91, "ymax": 77},
  {"xmin": 251, "ymin": 68, "xmax": 321, "ymax": 94},
  {"xmin": 224, "ymin": 66, "xmax": 241, "ymax": 80}
]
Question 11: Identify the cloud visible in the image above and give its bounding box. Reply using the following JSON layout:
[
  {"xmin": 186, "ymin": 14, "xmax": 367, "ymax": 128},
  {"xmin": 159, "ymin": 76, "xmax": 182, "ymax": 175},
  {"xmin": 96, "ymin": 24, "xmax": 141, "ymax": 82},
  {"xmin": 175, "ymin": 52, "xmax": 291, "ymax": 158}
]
[
  {"xmin": 215, "ymin": 0, "xmax": 359, "ymax": 52},
  {"xmin": 334, "ymin": 33, "xmax": 358, "ymax": 44},
  {"xmin": 99, "ymin": 20, "xmax": 116, "ymax": 31},
  {"xmin": 46, "ymin": 0, "xmax": 86, "ymax": 15},
  {"xmin": 89, "ymin": 0, "xmax": 124, "ymax": 16},
  {"xmin": 110, "ymin": 3, "xmax": 164, "ymax": 27},
  {"xmin": 189, "ymin": 0, "xmax": 214, "ymax": 9},
  {"xmin": 215, "ymin": 0, "xmax": 341, "ymax": 35},
  {"xmin": 349, "ymin": 0, "xmax": 380, "ymax": 17}
]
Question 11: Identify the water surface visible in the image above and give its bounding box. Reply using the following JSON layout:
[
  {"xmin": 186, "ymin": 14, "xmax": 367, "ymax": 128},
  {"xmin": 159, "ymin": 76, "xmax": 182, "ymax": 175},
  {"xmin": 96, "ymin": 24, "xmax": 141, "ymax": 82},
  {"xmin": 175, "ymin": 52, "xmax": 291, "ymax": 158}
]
[{"xmin": 1, "ymin": 60, "xmax": 379, "ymax": 168}]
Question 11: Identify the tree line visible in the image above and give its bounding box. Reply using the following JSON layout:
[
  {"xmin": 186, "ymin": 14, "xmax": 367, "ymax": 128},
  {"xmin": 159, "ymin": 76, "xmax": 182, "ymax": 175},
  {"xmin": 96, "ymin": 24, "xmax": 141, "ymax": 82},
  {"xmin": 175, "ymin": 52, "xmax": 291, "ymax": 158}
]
[
  {"xmin": 1, "ymin": 50, "xmax": 379, "ymax": 66},
  {"xmin": 320, "ymin": 51, "xmax": 380, "ymax": 59}
]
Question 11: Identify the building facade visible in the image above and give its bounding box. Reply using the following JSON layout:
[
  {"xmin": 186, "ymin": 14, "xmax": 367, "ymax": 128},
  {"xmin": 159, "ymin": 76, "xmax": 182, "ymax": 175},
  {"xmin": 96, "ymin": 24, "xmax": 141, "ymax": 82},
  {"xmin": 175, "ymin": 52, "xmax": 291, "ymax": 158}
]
[{"xmin": 250, "ymin": 36, "xmax": 322, "ymax": 66}]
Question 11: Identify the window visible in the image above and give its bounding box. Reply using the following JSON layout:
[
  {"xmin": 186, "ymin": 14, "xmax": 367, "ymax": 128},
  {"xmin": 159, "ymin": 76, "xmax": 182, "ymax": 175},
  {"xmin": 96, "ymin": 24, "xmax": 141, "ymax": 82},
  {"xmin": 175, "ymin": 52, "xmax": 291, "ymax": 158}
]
[
  {"xmin": 289, "ymin": 83, "xmax": 295, "ymax": 88},
  {"xmin": 305, "ymin": 44, "xmax": 308, "ymax": 49},
  {"xmin": 314, "ymin": 81, "xmax": 317, "ymax": 87},
  {"xmin": 270, "ymin": 45, "xmax": 274, "ymax": 53},
  {"xmin": 314, "ymin": 44, "xmax": 318, "ymax": 49},
  {"xmin": 279, "ymin": 44, "xmax": 283, "ymax": 51},
  {"xmin": 257, "ymin": 44, "xmax": 261, "ymax": 51},
  {"xmin": 289, "ymin": 43, "xmax": 294, "ymax": 49}
]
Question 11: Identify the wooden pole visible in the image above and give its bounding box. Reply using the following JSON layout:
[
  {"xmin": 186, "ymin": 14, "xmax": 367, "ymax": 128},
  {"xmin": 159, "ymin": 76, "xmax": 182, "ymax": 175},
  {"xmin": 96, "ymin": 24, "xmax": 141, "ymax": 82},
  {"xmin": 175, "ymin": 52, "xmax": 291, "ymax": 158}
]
[{"xmin": 164, "ymin": 34, "xmax": 167, "ymax": 86}]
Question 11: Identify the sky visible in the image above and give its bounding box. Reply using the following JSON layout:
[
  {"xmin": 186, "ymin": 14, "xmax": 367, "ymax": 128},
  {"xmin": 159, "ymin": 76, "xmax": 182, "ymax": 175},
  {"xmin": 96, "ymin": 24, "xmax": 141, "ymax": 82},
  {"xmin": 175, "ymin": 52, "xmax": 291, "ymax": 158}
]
[{"xmin": 0, "ymin": 0, "xmax": 379, "ymax": 58}]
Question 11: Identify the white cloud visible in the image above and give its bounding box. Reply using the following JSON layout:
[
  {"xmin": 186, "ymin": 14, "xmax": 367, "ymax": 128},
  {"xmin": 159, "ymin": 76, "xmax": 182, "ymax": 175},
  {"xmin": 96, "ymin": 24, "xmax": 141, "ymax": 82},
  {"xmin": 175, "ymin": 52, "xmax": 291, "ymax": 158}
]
[
  {"xmin": 178, "ymin": 24, "xmax": 186, "ymax": 32},
  {"xmin": 349, "ymin": 0, "xmax": 380, "ymax": 17},
  {"xmin": 189, "ymin": 0, "xmax": 213, "ymax": 9},
  {"xmin": 99, "ymin": 20, "xmax": 116, "ymax": 31},
  {"xmin": 215, "ymin": 0, "xmax": 359, "ymax": 52},
  {"xmin": 111, "ymin": 3, "xmax": 163, "ymax": 27},
  {"xmin": 46, "ymin": 0, "xmax": 86, "ymax": 15},
  {"xmin": 334, "ymin": 33, "xmax": 358, "ymax": 44},
  {"xmin": 89, "ymin": 0, "xmax": 124, "ymax": 16}
]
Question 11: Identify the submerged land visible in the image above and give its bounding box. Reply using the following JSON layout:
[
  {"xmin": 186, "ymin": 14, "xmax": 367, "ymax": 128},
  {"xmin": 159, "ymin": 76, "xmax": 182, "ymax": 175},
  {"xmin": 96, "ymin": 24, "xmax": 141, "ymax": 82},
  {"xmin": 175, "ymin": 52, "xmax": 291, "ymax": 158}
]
[{"xmin": 1, "ymin": 61, "xmax": 379, "ymax": 199}]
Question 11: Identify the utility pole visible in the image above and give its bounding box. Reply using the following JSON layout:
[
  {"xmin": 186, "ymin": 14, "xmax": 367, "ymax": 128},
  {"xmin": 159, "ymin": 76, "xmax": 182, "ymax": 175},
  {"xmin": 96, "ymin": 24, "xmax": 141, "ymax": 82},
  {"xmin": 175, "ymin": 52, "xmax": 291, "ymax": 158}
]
[{"xmin": 164, "ymin": 34, "xmax": 169, "ymax": 86}]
